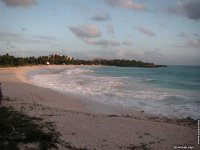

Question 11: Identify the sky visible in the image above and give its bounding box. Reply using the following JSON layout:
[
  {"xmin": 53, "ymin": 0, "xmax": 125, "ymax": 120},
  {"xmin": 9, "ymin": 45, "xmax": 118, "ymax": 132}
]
[{"xmin": 0, "ymin": 0, "xmax": 200, "ymax": 65}]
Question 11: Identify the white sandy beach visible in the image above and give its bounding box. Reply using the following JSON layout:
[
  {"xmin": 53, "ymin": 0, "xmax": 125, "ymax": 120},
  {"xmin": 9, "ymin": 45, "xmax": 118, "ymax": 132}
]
[{"xmin": 0, "ymin": 66, "xmax": 199, "ymax": 150}]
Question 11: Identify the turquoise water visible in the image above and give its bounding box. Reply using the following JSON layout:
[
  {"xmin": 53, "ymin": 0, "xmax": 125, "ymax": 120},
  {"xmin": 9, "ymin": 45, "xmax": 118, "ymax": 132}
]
[
  {"xmin": 30, "ymin": 66, "xmax": 200, "ymax": 119},
  {"xmin": 92, "ymin": 66, "xmax": 200, "ymax": 91}
]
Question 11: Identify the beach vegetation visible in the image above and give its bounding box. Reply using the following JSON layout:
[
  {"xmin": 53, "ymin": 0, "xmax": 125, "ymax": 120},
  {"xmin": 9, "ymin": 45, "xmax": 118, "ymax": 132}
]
[
  {"xmin": 126, "ymin": 143, "xmax": 150, "ymax": 150},
  {"xmin": 0, "ymin": 106, "xmax": 59, "ymax": 150},
  {"xmin": 0, "ymin": 96, "xmax": 92, "ymax": 150},
  {"xmin": 0, "ymin": 53, "xmax": 166, "ymax": 68}
]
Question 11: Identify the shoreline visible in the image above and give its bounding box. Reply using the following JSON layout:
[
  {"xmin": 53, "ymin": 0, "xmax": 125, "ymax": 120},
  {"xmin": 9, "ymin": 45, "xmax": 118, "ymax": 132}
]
[
  {"xmin": 0, "ymin": 65, "xmax": 198, "ymax": 118},
  {"xmin": 0, "ymin": 66, "xmax": 88, "ymax": 113},
  {"xmin": 0, "ymin": 66, "xmax": 199, "ymax": 150},
  {"xmin": 0, "ymin": 65, "xmax": 153, "ymax": 117}
]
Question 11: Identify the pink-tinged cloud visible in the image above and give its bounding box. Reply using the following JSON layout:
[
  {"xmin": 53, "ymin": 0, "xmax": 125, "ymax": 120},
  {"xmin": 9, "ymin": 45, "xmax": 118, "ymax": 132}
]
[
  {"xmin": 106, "ymin": 0, "xmax": 144, "ymax": 11},
  {"xmin": 2, "ymin": 0, "xmax": 37, "ymax": 7},
  {"xmin": 69, "ymin": 25, "xmax": 101, "ymax": 38},
  {"xmin": 136, "ymin": 26, "xmax": 156, "ymax": 37},
  {"xmin": 122, "ymin": 40, "xmax": 133, "ymax": 45},
  {"xmin": 187, "ymin": 39, "xmax": 200, "ymax": 47},
  {"xmin": 84, "ymin": 38, "xmax": 120, "ymax": 46},
  {"xmin": 107, "ymin": 24, "xmax": 114, "ymax": 33}
]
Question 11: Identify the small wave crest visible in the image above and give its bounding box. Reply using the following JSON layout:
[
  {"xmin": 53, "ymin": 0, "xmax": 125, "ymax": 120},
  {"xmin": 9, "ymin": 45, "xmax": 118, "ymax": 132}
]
[{"xmin": 61, "ymin": 68, "xmax": 94, "ymax": 76}]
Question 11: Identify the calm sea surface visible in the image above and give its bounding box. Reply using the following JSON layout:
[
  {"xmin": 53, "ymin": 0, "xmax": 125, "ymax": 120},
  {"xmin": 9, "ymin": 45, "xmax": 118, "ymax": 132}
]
[{"xmin": 30, "ymin": 66, "xmax": 200, "ymax": 119}]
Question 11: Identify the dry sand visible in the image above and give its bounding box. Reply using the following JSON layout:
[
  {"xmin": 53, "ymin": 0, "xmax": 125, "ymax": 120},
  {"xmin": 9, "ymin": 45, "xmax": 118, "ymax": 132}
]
[{"xmin": 0, "ymin": 66, "xmax": 199, "ymax": 150}]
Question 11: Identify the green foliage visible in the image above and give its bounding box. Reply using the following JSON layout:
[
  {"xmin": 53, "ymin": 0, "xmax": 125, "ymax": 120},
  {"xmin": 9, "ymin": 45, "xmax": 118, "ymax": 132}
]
[{"xmin": 0, "ymin": 53, "xmax": 166, "ymax": 68}]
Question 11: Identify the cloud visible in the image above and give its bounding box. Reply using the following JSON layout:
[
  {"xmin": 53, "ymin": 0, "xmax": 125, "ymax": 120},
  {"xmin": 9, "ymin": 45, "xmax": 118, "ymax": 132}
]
[
  {"xmin": 107, "ymin": 24, "xmax": 114, "ymax": 33},
  {"xmin": 83, "ymin": 38, "xmax": 133, "ymax": 47},
  {"xmin": 0, "ymin": 31, "xmax": 30, "ymax": 43},
  {"xmin": 122, "ymin": 40, "xmax": 133, "ymax": 45},
  {"xmin": 136, "ymin": 26, "xmax": 156, "ymax": 37},
  {"xmin": 155, "ymin": 48, "xmax": 160, "ymax": 51},
  {"xmin": 116, "ymin": 49, "xmax": 127, "ymax": 58},
  {"xmin": 177, "ymin": 32, "xmax": 188, "ymax": 38},
  {"xmin": 170, "ymin": 37, "xmax": 200, "ymax": 48},
  {"xmin": 36, "ymin": 35, "xmax": 56, "ymax": 40},
  {"xmin": 106, "ymin": 0, "xmax": 144, "ymax": 11},
  {"xmin": 0, "ymin": 31, "xmax": 21, "ymax": 40},
  {"xmin": 187, "ymin": 39, "xmax": 200, "ymax": 47},
  {"xmin": 158, "ymin": 22, "xmax": 166, "ymax": 27},
  {"xmin": 193, "ymin": 33, "xmax": 199, "ymax": 37},
  {"xmin": 91, "ymin": 13, "xmax": 110, "ymax": 21},
  {"xmin": 69, "ymin": 25, "xmax": 101, "ymax": 38},
  {"xmin": 0, "ymin": 31, "xmax": 57, "ymax": 44},
  {"xmin": 177, "ymin": 0, "xmax": 200, "ymax": 20},
  {"xmin": 176, "ymin": 32, "xmax": 200, "ymax": 47},
  {"xmin": 21, "ymin": 28, "xmax": 27, "ymax": 31},
  {"xmin": 167, "ymin": 0, "xmax": 200, "ymax": 20},
  {"xmin": 84, "ymin": 38, "xmax": 120, "ymax": 46},
  {"xmin": 2, "ymin": 0, "xmax": 37, "ymax": 7}
]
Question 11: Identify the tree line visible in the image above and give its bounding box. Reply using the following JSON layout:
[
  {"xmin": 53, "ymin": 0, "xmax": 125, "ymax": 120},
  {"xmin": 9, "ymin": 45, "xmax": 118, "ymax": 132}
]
[{"xmin": 0, "ymin": 53, "xmax": 166, "ymax": 68}]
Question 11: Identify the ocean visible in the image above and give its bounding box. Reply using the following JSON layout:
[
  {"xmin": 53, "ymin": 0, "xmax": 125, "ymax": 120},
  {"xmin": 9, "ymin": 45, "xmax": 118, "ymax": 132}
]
[{"xmin": 29, "ymin": 66, "xmax": 200, "ymax": 119}]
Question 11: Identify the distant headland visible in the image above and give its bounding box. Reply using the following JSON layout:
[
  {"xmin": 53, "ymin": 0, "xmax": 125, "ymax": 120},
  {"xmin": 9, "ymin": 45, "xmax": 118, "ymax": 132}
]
[{"xmin": 0, "ymin": 53, "xmax": 167, "ymax": 68}]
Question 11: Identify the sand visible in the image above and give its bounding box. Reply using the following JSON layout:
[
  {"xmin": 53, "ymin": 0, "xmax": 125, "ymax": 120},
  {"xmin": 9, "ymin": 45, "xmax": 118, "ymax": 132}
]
[{"xmin": 0, "ymin": 66, "xmax": 199, "ymax": 150}]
